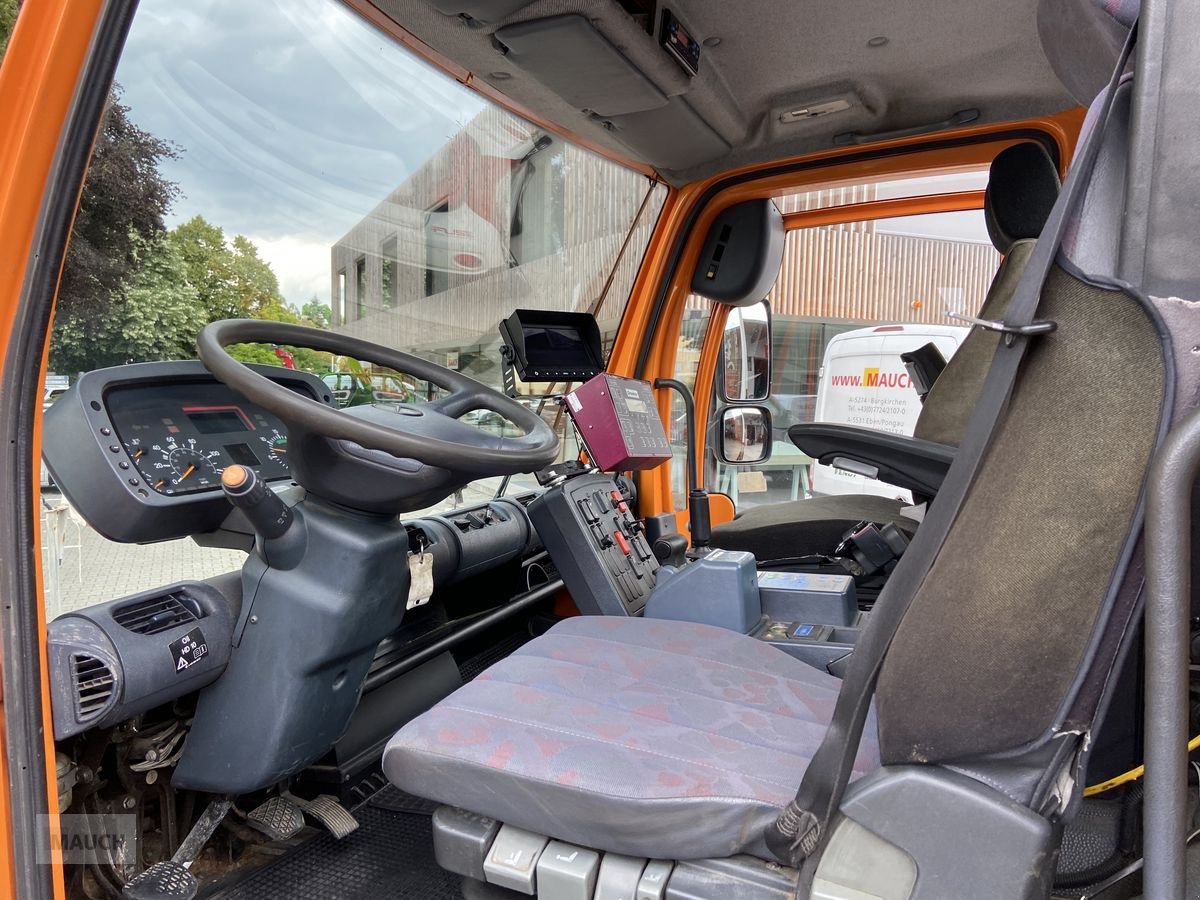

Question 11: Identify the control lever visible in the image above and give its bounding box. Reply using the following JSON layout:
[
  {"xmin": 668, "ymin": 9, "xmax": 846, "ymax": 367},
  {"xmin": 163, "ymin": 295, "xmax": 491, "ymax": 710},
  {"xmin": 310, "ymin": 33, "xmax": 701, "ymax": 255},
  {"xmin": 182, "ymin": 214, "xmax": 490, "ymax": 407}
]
[
  {"xmin": 221, "ymin": 465, "xmax": 302, "ymax": 567},
  {"xmin": 644, "ymin": 513, "xmax": 688, "ymax": 568},
  {"xmin": 653, "ymin": 378, "xmax": 712, "ymax": 554}
]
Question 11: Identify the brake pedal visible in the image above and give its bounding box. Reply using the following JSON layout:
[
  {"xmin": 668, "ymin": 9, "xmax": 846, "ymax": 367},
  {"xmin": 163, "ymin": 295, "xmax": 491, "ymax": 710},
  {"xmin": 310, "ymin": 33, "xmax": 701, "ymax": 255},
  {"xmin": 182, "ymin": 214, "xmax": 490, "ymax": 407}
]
[
  {"xmin": 283, "ymin": 791, "xmax": 359, "ymax": 839},
  {"xmin": 245, "ymin": 796, "xmax": 305, "ymax": 841},
  {"xmin": 121, "ymin": 861, "xmax": 196, "ymax": 900}
]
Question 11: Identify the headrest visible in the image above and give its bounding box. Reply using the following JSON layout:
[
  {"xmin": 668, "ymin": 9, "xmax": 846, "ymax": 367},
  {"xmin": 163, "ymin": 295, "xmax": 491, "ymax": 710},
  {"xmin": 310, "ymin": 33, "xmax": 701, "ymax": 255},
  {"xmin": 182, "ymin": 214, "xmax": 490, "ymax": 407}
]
[
  {"xmin": 1038, "ymin": 0, "xmax": 1137, "ymax": 105},
  {"xmin": 984, "ymin": 143, "xmax": 1061, "ymax": 254}
]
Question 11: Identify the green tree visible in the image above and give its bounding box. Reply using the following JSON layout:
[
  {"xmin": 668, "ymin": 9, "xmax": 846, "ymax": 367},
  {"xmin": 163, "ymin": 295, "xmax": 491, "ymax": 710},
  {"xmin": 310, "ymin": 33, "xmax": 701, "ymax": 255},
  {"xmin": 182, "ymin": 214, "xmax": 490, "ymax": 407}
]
[
  {"xmin": 301, "ymin": 297, "xmax": 332, "ymax": 329},
  {"xmin": 50, "ymin": 90, "xmax": 180, "ymax": 373},
  {"xmin": 226, "ymin": 297, "xmax": 334, "ymax": 373},
  {"xmin": 0, "ymin": 0, "xmax": 17, "ymax": 60},
  {"xmin": 53, "ymin": 235, "xmax": 204, "ymax": 373},
  {"xmin": 171, "ymin": 215, "xmax": 239, "ymax": 319}
]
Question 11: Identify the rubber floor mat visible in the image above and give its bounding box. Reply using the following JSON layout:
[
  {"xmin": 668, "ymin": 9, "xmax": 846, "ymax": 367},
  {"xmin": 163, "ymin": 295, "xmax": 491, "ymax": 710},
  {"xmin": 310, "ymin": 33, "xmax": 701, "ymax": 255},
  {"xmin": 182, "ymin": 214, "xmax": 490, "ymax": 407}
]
[
  {"xmin": 369, "ymin": 786, "xmax": 440, "ymax": 816},
  {"xmin": 206, "ymin": 804, "xmax": 460, "ymax": 900}
]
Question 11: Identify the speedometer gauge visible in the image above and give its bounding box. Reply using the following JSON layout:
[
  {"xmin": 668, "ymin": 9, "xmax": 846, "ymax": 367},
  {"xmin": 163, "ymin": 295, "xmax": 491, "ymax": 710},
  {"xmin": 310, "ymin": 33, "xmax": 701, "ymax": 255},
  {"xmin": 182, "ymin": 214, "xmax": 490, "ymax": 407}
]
[{"xmin": 127, "ymin": 435, "xmax": 223, "ymax": 495}]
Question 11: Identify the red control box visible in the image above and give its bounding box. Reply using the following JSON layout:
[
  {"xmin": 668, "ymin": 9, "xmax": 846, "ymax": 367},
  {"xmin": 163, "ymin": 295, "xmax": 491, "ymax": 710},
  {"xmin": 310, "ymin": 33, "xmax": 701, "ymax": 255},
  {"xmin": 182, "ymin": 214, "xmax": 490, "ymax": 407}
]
[{"xmin": 565, "ymin": 374, "xmax": 672, "ymax": 472}]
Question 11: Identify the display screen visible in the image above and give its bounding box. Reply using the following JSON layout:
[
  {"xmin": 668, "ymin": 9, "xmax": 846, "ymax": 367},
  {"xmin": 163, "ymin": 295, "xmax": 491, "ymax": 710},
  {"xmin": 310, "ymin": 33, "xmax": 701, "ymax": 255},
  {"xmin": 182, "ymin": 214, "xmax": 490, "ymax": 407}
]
[
  {"xmin": 523, "ymin": 324, "xmax": 591, "ymax": 367},
  {"xmin": 224, "ymin": 442, "xmax": 261, "ymax": 466},
  {"xmin": 187, "ymin": 409, "xmax": 247, "ymax": 434}
]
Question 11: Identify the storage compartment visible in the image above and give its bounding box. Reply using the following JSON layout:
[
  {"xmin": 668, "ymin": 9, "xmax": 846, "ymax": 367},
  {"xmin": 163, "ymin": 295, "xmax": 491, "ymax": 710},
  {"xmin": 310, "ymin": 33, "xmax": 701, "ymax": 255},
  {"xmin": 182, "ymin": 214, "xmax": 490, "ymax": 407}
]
[
  {"xmin": 495, "ymin": 15, "xmax": 667, "ymax": 116},
  {"xmin": 754, "ymin": 616, "xmax": 866, "ymax": 675},
  {"xmin": 608, "ymin": 96, "xmax": 731, "ymax": 170},
  {"xmin": 757, "ymin": 570, "xmax": 857, "ymax": 627}
]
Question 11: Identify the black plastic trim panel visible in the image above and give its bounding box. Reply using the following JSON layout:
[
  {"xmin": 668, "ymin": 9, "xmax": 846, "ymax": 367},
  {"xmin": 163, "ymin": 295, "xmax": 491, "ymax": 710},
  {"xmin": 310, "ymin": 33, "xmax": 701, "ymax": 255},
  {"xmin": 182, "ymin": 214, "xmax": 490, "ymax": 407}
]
[{"xmin": 42, "ymin": 360, "xmax": 332, "ymax": 544}]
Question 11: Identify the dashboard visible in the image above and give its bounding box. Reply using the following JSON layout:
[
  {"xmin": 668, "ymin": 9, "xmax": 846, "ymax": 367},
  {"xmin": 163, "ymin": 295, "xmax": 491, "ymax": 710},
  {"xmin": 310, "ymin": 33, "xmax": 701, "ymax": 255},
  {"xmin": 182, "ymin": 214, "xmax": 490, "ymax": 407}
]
[
  {"xmin": 43, "ymin": 361, "xmax": 333, "ymax": 543},
  {"xmin": 108, "ymin": 382, "xmax": 293, "ymax": 496}
]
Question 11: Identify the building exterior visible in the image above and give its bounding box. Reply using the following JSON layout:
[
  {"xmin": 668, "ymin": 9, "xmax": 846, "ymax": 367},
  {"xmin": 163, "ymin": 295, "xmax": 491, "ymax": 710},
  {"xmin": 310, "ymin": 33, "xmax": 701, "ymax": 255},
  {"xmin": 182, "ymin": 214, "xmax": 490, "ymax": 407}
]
[{"xmin": 330, "ymin": 105, "xmax": 999, "ymax": 398}]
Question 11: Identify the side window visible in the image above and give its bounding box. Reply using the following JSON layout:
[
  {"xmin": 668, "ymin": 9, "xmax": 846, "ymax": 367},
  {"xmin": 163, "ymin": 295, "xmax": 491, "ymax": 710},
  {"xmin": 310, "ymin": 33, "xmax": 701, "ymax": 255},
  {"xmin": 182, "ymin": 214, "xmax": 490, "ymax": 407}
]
[{"xmin": 712, "ymin": 171, "xmax": 1001, "ymax": 510}]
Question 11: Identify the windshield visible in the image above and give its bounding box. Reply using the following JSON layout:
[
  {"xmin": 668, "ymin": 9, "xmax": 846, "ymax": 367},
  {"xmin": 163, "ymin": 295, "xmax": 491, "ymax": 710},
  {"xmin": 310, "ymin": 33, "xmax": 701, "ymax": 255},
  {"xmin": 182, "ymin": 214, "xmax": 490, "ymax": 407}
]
[{"xmin": 47, "ymin": 0, "xmax": 667, "ymax": 517}]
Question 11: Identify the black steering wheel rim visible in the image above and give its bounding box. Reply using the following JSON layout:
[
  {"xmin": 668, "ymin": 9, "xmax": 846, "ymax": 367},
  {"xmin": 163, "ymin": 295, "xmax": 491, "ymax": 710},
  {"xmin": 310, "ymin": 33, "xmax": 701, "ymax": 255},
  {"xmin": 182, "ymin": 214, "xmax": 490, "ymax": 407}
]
[{"xmin": 197, "ymin": 319, "xmax": 559, "ymax": 476}]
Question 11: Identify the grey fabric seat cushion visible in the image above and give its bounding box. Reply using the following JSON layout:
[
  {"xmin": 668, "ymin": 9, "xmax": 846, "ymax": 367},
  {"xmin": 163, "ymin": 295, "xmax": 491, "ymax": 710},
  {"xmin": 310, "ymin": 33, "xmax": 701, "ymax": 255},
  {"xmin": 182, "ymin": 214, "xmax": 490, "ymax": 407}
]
[
  {"xmin": 711, "ymin": 493, "xmax": 917, "ymax": 561},
  {"xmin": 383, "ymin": 616, "xmax": 879, "ymax": 860}
]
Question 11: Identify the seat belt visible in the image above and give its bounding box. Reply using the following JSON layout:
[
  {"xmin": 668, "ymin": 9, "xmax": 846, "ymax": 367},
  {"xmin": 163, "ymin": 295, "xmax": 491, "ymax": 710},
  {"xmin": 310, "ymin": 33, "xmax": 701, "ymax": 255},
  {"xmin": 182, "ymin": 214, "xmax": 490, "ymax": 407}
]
[{"xmin": 765, "ymin": 25, "xmax": 1139, "ymax": 874}]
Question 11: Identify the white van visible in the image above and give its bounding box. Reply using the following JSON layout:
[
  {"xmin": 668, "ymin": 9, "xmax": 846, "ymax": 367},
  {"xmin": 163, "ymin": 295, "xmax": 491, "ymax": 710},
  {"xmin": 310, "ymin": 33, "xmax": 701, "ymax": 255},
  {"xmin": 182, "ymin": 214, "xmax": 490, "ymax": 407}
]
[{"xmin": 810, "ymin": 323, "xmax": 968, "ymax": 501}]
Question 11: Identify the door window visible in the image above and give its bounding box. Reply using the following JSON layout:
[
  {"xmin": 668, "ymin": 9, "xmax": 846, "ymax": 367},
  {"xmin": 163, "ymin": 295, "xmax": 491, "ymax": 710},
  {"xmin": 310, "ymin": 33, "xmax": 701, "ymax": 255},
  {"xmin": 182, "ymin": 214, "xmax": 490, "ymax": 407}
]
[{"xmin": 711, "ymin": 171, "xmax": 1001, "ymax": 509}]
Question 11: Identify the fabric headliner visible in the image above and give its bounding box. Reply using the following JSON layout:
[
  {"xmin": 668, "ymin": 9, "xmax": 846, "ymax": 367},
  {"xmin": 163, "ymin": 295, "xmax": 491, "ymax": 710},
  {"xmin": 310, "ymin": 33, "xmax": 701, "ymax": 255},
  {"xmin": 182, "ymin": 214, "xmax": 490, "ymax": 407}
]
[
  {"xmin": 384, "ymin": 616, "xmax": 879, "ymax": 860},
  {"xmin": 381, "ymin": 0, "xmax": 1072, "ymax": 184}
]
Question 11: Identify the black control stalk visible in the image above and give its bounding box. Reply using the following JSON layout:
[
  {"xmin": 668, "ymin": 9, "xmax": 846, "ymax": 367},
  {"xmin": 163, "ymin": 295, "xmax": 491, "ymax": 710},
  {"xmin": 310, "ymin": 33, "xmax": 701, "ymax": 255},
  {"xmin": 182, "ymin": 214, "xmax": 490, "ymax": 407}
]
[{"xmin": 221, "ymin": 465, "xmax": 293, "ymax": 540}]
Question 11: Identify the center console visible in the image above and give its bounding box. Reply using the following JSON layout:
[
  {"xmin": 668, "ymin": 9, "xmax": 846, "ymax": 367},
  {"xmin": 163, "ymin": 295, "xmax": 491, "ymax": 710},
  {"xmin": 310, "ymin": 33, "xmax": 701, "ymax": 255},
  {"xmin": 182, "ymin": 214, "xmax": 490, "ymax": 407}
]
[{"xmin": 497, "ymin": 318, "xmax": 866, "ymax": 670}]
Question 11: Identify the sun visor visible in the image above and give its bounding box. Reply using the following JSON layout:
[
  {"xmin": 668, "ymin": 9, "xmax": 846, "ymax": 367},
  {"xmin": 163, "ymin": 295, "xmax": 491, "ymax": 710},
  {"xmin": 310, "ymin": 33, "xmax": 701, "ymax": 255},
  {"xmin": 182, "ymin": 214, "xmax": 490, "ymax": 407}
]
[
  {"xmin": 424, "ymin": 0, "xmax": 535, "ymax": 23},
  {"xmin": 691, "ymin": 200, "xmax": 784, "ymax": 308},
  {"xmin": 606, "ymin": 97, "xmax": 730, "ymax": 171},
  {"xmin": 1037, "ymin": 0, "xmax": 1134, "ymax": 104},
  {"xmin": 494, "ymin": 15, "xmax": 668, "ymax": 117}
]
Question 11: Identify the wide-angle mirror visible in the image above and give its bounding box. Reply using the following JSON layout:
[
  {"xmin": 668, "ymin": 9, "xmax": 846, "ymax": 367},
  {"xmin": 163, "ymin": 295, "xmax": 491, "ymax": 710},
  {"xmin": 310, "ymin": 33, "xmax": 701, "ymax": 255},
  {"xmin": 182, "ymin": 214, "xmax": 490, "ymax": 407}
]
[{"xmin": 716, "ymin": 405, "xmax": 772, "ymax": 464}]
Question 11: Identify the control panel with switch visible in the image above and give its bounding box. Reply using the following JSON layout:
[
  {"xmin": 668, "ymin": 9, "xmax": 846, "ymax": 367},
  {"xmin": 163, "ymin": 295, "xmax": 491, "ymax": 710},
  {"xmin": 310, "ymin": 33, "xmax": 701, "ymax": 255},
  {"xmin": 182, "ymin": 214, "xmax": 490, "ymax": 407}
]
[{"xmin": 527, "ymin": 472, "xmax": 657, "ymax": 616}]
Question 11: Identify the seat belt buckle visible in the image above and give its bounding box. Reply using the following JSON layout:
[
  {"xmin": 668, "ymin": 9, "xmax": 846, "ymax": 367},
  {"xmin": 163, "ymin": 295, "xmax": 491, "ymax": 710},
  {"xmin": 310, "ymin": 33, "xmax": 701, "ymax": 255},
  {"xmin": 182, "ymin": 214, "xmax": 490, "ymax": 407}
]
[{"xmin": 946, "ymin": 311, "xmax": 1058, "ymax": 346}]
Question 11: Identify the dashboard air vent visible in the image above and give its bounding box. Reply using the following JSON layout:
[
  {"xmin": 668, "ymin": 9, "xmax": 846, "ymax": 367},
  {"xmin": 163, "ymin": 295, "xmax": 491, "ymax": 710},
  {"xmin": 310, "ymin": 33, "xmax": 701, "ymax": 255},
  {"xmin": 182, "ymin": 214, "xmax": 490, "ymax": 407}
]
[
  {"xmin": 112, "ymin": 592, "xmax": 201, "ymax": 635},
  {"xmin": 515, "ymin": 493, "xmax": 538, "ymax": 507},
  {"xmin": 72, "ymin": 654, "xmax": 115, "ymax": 720}
]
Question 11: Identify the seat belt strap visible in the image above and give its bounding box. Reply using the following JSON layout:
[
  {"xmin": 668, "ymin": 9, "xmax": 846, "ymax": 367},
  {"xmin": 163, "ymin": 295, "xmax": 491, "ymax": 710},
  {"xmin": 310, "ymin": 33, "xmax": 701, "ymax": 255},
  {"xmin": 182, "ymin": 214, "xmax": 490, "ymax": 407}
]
[{"xmin": 764, "ymin": 24, "xmax": 1139, "ymax": 873}]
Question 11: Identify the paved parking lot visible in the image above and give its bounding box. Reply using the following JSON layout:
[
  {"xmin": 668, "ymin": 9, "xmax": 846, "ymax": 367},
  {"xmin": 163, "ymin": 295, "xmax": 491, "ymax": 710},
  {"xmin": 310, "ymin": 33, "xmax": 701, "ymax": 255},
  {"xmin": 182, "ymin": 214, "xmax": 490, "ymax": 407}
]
[
  {"xmin": 39, "ymin": 490, "xmax": 245, "ymax": 620},
  {"xmin": 38, "ymin": 481, "xmax": 501, "ymax": 620}
]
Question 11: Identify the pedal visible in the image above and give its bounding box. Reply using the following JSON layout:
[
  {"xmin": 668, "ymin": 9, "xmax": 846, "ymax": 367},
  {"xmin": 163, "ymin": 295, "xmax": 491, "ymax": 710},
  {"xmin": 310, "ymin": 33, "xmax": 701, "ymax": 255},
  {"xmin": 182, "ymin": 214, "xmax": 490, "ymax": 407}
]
[
  {"xmin": 245, "ymin": 796, "xmax": 305, "ymax": 841},
  {"xmin": 283, "ymin": 791, "xmax": 359, "ymax": 839},
  {"xmin": 121, "ymin": 861, "xmax": 197, "ymax": 900}
]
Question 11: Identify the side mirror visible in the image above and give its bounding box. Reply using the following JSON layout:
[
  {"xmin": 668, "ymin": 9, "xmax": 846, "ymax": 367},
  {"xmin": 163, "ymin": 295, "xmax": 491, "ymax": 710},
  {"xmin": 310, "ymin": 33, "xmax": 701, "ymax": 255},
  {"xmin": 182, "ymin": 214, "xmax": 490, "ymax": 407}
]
[
  {"xmin": 716, "ymin": 406, "xmax": 773, "ymax": 465},
  {"xmin": 719, "ymin": 300, "xmax": 772, "ymax": 402}
]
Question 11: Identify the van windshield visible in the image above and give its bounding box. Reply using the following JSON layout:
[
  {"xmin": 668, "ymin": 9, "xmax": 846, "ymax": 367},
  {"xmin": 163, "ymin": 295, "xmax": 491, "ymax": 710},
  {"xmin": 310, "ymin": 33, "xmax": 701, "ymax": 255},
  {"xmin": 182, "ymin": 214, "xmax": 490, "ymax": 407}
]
[{"xmin": 47, "ymin": 0, "xmax": 667, "ymax": 513}]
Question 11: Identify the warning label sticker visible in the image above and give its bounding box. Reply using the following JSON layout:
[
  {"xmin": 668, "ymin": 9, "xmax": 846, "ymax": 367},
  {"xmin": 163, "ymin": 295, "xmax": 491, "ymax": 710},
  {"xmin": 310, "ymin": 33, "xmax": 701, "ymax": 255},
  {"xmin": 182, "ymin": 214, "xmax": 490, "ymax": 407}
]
[{"xmin": 170, "ymin": 627, "xmax": 209, "ymax": 674}]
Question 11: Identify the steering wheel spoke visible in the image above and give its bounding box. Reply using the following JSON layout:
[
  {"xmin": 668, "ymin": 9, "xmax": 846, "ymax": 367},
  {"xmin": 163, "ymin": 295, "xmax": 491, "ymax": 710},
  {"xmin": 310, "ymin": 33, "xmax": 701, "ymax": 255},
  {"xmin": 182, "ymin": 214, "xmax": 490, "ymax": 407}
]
[{"xmin": 426, "ymin": 392, "xmax": 482, "ymax": 420}]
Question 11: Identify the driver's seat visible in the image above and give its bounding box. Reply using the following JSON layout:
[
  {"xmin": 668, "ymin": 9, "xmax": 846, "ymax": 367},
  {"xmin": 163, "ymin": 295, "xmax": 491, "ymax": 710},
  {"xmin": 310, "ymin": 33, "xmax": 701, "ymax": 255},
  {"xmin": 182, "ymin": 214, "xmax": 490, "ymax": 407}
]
[{"xmin": 383, "ymin": 10, "xmax": 1166, "ymax": 896}]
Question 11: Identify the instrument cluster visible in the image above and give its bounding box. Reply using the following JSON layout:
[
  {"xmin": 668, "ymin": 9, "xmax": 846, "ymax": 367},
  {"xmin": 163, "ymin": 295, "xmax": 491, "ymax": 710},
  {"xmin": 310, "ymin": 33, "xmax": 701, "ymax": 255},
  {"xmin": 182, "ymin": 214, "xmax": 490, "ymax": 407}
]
[{"xmin": 108, "ymin": 382, "xmax": 292, "ymax": 496}]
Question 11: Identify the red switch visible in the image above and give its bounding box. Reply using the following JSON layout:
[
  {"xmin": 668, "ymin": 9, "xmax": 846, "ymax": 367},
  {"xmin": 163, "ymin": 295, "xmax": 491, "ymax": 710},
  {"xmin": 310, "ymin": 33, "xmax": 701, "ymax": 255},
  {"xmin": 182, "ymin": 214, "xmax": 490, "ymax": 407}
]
[
  {"xmin": 610, "ymin": 490, "xmax": 628, "ymax": 514},
  {"xmin": 614, "ymin": 531, "xmax": 632, "ymax": 555}
]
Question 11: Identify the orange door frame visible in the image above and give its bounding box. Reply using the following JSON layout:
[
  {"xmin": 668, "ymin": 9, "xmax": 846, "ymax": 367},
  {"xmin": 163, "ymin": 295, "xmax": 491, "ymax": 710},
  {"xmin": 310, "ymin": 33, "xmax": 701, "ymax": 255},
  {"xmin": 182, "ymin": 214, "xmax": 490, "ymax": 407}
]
[{"xmin": 0, "ymin": 0, "xmax": 111, "ymax": 897}]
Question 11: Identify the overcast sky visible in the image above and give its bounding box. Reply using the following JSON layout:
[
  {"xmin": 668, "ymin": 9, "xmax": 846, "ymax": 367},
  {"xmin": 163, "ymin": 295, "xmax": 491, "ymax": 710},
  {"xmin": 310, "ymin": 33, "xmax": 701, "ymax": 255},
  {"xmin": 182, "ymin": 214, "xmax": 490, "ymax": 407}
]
[{"xmin": 115, "ymin": 0, "xmax": 485, "ymax": 306}]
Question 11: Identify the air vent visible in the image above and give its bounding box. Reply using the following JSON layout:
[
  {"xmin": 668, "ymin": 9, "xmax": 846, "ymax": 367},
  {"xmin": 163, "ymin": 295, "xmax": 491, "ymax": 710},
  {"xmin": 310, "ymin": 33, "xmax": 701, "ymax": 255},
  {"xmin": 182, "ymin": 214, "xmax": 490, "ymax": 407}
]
[
  {"xmin": 515, "ymin": 493, "xmax": 538, "ymax": 507},
  {"xmin": 72, "ymin": 654, "xmax": 114, "ymax": 720},
  {"xmin": 112, "ymin": 592, "xmax": 201, "ymax": 635}
]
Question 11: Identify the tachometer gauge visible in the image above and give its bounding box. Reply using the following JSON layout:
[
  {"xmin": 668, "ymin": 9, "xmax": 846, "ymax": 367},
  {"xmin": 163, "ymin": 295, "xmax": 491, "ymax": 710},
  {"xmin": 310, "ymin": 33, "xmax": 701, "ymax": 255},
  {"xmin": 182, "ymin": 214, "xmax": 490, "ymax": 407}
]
[
  {"xmin": 133, "ymin": 435, "xmax": 223, "ymax": 495},
  {"xmin": 259, "ymin": 428, "xmax": 288, "ymax": 470}
]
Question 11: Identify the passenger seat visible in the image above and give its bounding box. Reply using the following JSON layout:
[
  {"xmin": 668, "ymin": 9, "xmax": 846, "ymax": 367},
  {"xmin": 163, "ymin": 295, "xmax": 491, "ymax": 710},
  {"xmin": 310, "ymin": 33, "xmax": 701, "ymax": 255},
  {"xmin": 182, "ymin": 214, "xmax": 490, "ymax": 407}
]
[{"xmin": 710, "ymin": 141, "xmax": 1061, "ymax": 562}]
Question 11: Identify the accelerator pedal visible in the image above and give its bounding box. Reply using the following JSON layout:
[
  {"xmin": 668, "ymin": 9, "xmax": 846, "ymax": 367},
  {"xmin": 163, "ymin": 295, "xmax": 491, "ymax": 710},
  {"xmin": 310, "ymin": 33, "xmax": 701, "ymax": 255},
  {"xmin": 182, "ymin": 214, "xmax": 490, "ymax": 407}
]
[
  {"xmin": 121, "ymin": 797, "xmax": 233, "ymax": 900},
  {"xmin": 245, "ymin": 796, "xmax": 306, "ymax": 841},
  {"xmin": 283, "ymin": 791, "xmax": 359, "ymax": 839}
]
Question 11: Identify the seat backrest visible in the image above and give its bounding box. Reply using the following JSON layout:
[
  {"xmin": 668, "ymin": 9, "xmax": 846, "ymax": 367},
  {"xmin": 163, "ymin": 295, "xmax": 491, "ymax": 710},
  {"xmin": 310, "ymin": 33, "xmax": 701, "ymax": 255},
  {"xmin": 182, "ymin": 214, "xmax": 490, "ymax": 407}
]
[
  {"xmin": 913, "ymin": 143, "xmax": 1060, "ymax": 447},
  {"xmin": 873, "ymin": 73, "xmax": 1179, "ymax": 776}
]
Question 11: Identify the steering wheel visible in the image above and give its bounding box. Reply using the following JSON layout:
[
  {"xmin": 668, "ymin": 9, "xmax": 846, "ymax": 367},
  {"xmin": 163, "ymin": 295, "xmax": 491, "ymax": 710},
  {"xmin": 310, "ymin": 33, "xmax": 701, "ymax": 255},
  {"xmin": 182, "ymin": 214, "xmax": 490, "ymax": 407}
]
[{"xmin": 197, "ymin": 320, "xmax": 560, "ymax": 512}]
